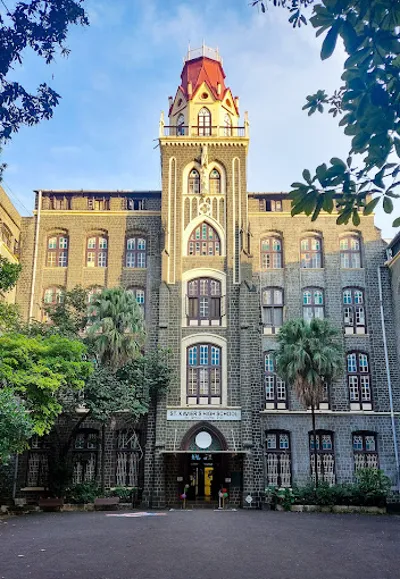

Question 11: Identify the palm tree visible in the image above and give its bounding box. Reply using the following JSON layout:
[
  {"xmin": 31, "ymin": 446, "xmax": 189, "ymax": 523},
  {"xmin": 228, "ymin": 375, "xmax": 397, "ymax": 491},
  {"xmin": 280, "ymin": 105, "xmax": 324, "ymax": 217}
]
[
  {"xmin": 275, "ymin": 318, "xmax": 343, "ymax": 487},
  {"xmin": 87, "ymin": 287, "xmax": 145, "ymax": 370}
]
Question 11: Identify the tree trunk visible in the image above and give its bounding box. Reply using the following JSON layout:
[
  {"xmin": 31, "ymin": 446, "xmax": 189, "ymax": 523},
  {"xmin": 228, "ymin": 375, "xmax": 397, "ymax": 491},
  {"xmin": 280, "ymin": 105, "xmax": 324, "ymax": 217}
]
[
  {"xmin": 101, "ymin": 423, "xmax": 106, "ymax": 496},
  {"xmin": 311, "ymin": 404, "xmax": 319, "ymax": 488}
]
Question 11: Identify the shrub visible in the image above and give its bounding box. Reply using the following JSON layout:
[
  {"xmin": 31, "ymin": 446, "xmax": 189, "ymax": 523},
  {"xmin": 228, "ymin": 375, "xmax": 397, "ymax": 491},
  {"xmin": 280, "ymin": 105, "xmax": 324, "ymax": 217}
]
[
  {"xmin": 355, "ymin": 468, "xmax": 391, "ymax": 507},
  {"xmin": 65, "ymin": 482, "xmax": 100, "ymax": 504},
  {"xmin": 106, "ymin": 487, "xmax": 136, "ymax": 502},
  {"xmin": 265, "ymin": 486, "xmax": 295, "ymax": 511}
]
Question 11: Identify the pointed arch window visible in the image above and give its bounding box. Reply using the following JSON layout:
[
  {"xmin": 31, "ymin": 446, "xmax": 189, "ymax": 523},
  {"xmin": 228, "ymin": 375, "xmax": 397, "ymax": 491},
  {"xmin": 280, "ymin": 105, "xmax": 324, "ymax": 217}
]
[
  {"xmin": 115, "ymin": 430, "xmax": 142, "ymax": 487},
  {"xmin": 343, "ymin": 287, "xmax": 366, "ymax": 334},
  {"xmin": 188, "ymin": 169, "xmax": 200, "ymax": 194},
  {"xmin": 198, "ymin": 107, "xmax": 211, "ymax": 136},
  {"xmin": 125, "ymin": 237, "xmax": 147, "ymax": 268},
  {"xmin": 302, "ymin": 288, "xmax": 324, "ymax": 321},
  {"xmin": 352, "ymin": 431, "xmax": 379, "ymax": 472},
  {"xmin": 46, "ymin": 234, "xmax": 68, "ymax": 267},
  {"xmin": 265, "ymin": 352, "xmax": 287, "ymax": 409},
  {"xmin": 188, "ymin": 223, "xmax": 221, "ymax": 256},
  {"xmin": 176, "ymin": 113, "xmax": 185, "ymax": 136},
  {"xmin": 260, "ymin": 236, "xmax": 283, "ymax": 269},
  {"xmin": 209, "ymin": 169, "xmax": 221, "ymax": 195},
  {"xmin": 265, "ymin": 430, "xmax": 291, "ymax": 487},
  {"xmin": 86, "ymin": 235, "xmax": 108, "ymax": 268},
  {"xmin": 187, "ymin": 344, "xmax": 221, "ymax": 404},
  {"xmin": 127, "ymin": 287, "xmax": 146, "ymax": 309},
  {"xmin": 301, "ymin": 236, "xmax": 323, "ymax": 268},
  {"xmin": 187, "ymin": 278, "xmax": 221, "ymax": 326},
  {"xmin": 347, "ymin": 352, "xmax": 372, "ymax": 410},
  {"xmin": 340, "ymin": 235, "xmax": 362, "ymax": 268},
  {"xmin": 72, "ymin": 429, "xmax": 99, "ymax": 485},
  {"xmin": 224, "ymin": 113, "xmax": 232, "ymax": 136},
  {"xmin": 309, "ymin": 430, "xmax": 335, "ymax": 485}
]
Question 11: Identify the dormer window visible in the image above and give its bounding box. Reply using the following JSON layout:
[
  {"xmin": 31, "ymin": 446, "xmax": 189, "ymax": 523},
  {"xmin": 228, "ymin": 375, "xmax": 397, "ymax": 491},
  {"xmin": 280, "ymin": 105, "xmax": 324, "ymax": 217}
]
[
  {"xmin": 50, "ymin": 196, "xmax": 71, "ymax": 210},
  {"xmin": 176, "ymin": 114, "xmax": 185, "ymax": 136},
  {"xmin": 88, "ymin": 196, "xmax": 110, "ymax": 211},
  {"xmin": 126, "ymin": 198, "xmax": 144, "ymax": 211},
  {"xmin": 198, "ymin": 107, "xmax": 211, "ymax": 136},
  {"xmin": 259, "ymin": 199, "xmax": 282, "ymax": 212}
]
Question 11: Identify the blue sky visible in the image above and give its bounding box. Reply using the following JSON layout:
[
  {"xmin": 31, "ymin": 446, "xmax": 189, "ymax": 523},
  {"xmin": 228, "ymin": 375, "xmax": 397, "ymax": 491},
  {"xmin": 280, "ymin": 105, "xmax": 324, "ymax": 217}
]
[{"xmin": 2, "ymin": 0, "xmax": 399, "ymax": 238}]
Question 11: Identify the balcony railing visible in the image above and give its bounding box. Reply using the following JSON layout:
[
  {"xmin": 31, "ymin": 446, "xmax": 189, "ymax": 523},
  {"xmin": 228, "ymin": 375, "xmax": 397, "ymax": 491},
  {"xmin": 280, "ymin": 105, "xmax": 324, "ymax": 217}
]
[{"xmin": 161, "ymin": 125, "xmax": 248, "ymax": 138}]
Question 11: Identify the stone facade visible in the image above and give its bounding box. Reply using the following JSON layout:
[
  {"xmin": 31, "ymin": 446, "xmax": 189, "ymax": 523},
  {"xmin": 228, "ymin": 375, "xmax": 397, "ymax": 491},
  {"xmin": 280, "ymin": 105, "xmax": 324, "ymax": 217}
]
[{"xmin": 6, "ymin": 47, "xmax": 400, "ymax": 507}]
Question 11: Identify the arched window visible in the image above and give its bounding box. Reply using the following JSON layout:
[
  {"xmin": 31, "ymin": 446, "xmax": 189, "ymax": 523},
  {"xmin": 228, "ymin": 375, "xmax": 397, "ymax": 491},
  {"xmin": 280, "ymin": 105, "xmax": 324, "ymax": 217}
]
[
  {"xmin": 127, "ymin": 287, "xmax": 146, "ymax": 308},
  {"xmin": 115, "ymin": 430, "xmax": 142, "ymax": 487},
  {"xmin": 125, "ymin": 237, "xmax": 147, "ymax": 268},
  {"xmin": 352, "ymin": 431, "xmax": 379, "ymax": 472},
  {"xmin": 187, "ymin": 278, "xmax": 221, "ymax": 326},
  {"xmin": 209, "ymin": 169, "xmax": 221, "ymax": 195},
  {"xmin": 46, "ymin": 234, "xmax": 68, "ymax": 267},
  {"xmin": 72, "ymin": 430, "xmax": 99, "ymax": 485},
  {"xmin": 176, "ymin": 113, "xmax": 185, "ymax": 136},
  {"xmin": 223, "ymin": 113, "xmax": 232, "ymax": 136},
  {"xmin": 188, "ymin": 223, "xmax": 221, "ymax": 256},
  {"xmin": 265, "ymin": 352, "xmax": 287, "ymax": 409},
  {"xmin": 26, "ymin": 435, "xmax": 49, "ymax": 488},
  {"xmin": 262, "ymin": 288, "xmax": 283, "ymax": 334},
  {"xmin": 343, "ymin": 288, "xmax": 366, "ymax": 334},
  {"xmin": 43, "ymin": 286, "xmax": 65, "ymax": 305},
  {"xmin": 347, "ymin": 352, "xmax": 372, "ymax": 410},
  {"xmin": 188, "ymin": 169, "xmax": 200, "ymax": 194},
  {"xmin": 187, "ymin": 344, "xmax": 221, "ymax": 405},
  {"xmin": 265, "ymin": 430, "xmax": 291, "ymax": 487},
  {"xmin": 340, "ymin": 235, "xmax": 361, "ymax": 268},
  {"xmin": 300, "ymin": 236, "xmax": 323, "ymax": 268},
  {"xmin": 302, "ymin": 288, "xmax": 324, "ymax": 321},
  {"xmin": 260, "ymin": 236, "xmax": 283, "ymax": 269},
  {"xmin": 86, "ymin": 235, "xmax": 108, "ymax": 268},
  {"xmin": 309, "ymin": 430, "xmax": 335, "ymax": 485},
  {"xmin": 198, "ymin": 107, "xmax": 211, "ymax": 136}
]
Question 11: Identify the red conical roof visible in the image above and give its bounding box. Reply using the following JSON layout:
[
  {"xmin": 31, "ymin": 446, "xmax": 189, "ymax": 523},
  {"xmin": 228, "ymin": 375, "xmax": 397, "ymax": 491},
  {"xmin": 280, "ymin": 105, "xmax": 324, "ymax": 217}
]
[{"xmin": 180, "ymin": 56, "xmax": 227, "ymax": 101}]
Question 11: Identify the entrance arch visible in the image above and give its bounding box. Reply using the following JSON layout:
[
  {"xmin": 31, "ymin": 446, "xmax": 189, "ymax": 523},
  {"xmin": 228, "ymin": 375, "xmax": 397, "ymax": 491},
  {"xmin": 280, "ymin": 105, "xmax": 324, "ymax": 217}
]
[{"xmin": 181, "ymin": 422, "xmax": 228, "ymax": 451}]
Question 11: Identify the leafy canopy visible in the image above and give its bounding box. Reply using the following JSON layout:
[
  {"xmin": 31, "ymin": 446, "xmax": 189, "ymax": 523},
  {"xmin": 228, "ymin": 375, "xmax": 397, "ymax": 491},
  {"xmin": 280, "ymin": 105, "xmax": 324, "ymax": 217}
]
[
  {"xmin": 0, "ymin": 0, "xmax": 89, "ymax": 178},
  {"xmin": 0, "ymin": 333, "xmax": 92, "ymax": 435},
  {"xmin": 0, "ymin": 388, "xmax": 33, "ymax": 463},
  {"xmin": 254, "ymin": 0, "xmax": 400, "ymax": 227},
  {"xmin": 275, "ymin": 318, "xmax": 343, "ymax": 407}
]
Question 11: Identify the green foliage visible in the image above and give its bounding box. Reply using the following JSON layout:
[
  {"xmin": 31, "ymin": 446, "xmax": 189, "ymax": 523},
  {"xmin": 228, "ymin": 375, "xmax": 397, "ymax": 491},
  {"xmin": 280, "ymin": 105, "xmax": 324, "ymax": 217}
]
[
  {"xmin": 106, "ymin": 486, "xmax": 136, "ymax": 502},
  {"xmin": 0, "ymin": 257, "xmax": 22, "ymax": 295},
  {"xmin": 275, "ymin": 318, "xmax": 343, "ymax": 408},
  {"xmin": 0, "ymin": 302, "xmax": 21, "ymax": 333},
  {"xmin": 265, "ymin": 486, "xmax": 295, "ymax": 510},
  {"xmin": 87, "ymin": 287, "xmax": 145, "ymax": 370},
  {"xmin": 66, "ymin": 482, "xmax": 100, "ymax": 504},
  {"xmin": 0, "ymin": 0, "xmax": 89, "ymax": 148},
  {"xmin": 43, "ymin": 285, "xmax": 90, "ymax": 337},
  {"xmin": 292, "ymin": 469, "xmax": 391, "ymax": 507},
  {"xmin": 255, "ymin": 0, "xmax": 400, "ymax": 227},
  {"xmin": 0, "ymin": 333, "xmax": 92, "ymax": 435},
  {"xmin": 0, "ymin": 388, "xmax": 33, "ymax": 463}
]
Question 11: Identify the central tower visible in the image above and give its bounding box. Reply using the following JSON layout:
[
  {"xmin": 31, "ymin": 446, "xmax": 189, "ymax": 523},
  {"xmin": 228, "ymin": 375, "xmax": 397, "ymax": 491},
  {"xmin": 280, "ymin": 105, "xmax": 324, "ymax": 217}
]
[{"xmin": 148, "ymin": 46, "xmax": 258, "ymax": 509}]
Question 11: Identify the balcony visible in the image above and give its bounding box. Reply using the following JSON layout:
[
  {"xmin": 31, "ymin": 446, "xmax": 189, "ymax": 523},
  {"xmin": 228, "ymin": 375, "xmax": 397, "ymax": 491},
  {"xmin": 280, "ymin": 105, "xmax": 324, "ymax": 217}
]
[{"xmin": 161, "ymin": 125, "xmax": 248, "ymax": 138}]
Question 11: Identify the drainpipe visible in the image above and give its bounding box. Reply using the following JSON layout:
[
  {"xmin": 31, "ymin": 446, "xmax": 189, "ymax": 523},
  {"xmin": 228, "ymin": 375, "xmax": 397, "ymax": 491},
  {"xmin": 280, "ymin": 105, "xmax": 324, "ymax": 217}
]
[
  {"xmin": 28, "ymin": 190, "xmax": 42, "ymax": 321},
  {"xmin": 377, "ymin": 265, "xmax": 400, "ymax": 489}
]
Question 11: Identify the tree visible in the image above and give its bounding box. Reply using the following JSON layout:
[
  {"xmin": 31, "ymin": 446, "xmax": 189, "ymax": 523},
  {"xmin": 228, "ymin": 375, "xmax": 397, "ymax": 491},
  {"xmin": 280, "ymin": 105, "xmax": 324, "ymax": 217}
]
[
  {"xmin": 0, "ymin": 0, "xmax": 89, "ymax": 178},
  {"xmin": 275, "ymin": 318, "xmax": 343, "ymax": 486},
  {"xmin": 0, "ymin": 256, "xmax": 22, "ymax": 333},
  {"xmin": 87, "ymin": 287, "xmax": 145, "ymax": 370},
  {"xmin": 253, "ymin": 1, "xmax": 400, "ymax": 227},
  {"xmin": 0, "ymin": 333, "xmax": 92, "ymax": 435},
  {"xmin": 0, "ymin": 388, "xmax": 33, "ymax": 464}
]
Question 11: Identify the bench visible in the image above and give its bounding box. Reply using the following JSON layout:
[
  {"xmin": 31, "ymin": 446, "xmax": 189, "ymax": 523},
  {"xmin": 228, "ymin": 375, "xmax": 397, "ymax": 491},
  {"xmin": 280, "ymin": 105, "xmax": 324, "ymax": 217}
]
[
  {"xmin": 39, "ymin": 498, "xmax": 64, "ymax": 511},
  {"xmin": 94, "ymin": 497, "xmax": 120, "ymax": 510}
]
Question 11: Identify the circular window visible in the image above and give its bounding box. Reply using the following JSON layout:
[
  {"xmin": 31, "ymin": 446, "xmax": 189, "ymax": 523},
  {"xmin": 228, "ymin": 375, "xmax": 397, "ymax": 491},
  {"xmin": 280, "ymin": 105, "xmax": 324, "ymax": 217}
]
[
  {"xmin": 195, "ymin": 431, "xmax": 212, "ymax": 449},
  {"xmin": 226, "ymin": 99, "xmax": 231, "ymax": 107},
  {"xmin": 201, "ymin": 92, "xmax": 209, "ymax": 100},
  {"xmin": 177, "ymin": 98, "xmax": 182, "ymax": 106}
]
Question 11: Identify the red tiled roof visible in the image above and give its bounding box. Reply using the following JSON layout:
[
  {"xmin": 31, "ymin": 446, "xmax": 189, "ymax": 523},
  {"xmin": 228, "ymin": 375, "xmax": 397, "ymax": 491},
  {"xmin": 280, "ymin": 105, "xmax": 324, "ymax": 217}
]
[{"xmin": 180, "ymin": 56, "xmax": 227, "ymax": 102}]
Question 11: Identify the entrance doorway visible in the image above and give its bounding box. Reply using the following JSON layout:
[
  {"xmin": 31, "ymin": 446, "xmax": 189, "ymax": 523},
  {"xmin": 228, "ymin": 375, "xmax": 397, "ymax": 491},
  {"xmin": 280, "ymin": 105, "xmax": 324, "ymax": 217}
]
[{"xmin": 184, "ymin": 453, "xmax": 225, "ymax": 502}]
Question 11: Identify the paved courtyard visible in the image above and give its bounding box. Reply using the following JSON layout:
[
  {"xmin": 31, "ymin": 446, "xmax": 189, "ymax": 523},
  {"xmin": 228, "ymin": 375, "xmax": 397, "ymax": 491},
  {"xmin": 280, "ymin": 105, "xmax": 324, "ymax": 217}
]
[{"xmin": 0, "ymin": 510, "xmax": 399, "ymax": 579}]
